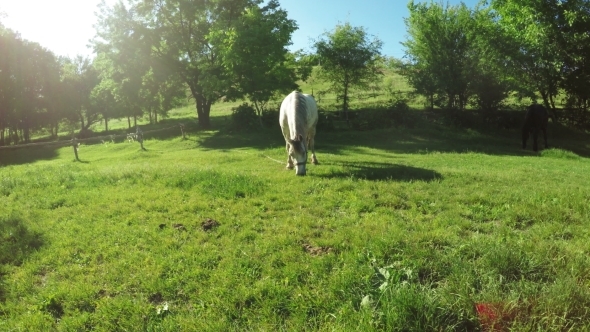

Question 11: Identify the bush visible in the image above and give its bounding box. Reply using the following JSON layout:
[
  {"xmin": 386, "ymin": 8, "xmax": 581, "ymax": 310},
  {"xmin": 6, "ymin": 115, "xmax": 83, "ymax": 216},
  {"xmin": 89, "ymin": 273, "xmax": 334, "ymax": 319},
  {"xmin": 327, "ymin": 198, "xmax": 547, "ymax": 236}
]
[
  {"xmin": 77, "ymin": 128, "xmax": 95, "ymax": 139},
  {"xmin": 230, "ymin": 103, "xmax": 258, "ymax": 131},
  {"xmin": 344, "ymin": 98, "xmax": 418, "ymax": 131},
  {"xmin": 387, "ymin": 98, "xmax": 417, "ymax": 128},
  {"xmin": 261, "ymin": 108, "xmax": 279, "ymax": 128},
  {"xmin": 485, "ymin": 110, "xmax": 524, "ymax": 130},
  {"xmin": 316, "ymin": 111, "xmax": 336, "ymax": 131},
  {"xmin": 349, "ymin": 109, "xmax": 389, "ymax": 131},
  {"xmin": 431, "ymin": 108, "xmax": 524, "ymax": 131},
  {"xmin": 469, "ymin": 72, "xmax": 510, "ymax": 112}
]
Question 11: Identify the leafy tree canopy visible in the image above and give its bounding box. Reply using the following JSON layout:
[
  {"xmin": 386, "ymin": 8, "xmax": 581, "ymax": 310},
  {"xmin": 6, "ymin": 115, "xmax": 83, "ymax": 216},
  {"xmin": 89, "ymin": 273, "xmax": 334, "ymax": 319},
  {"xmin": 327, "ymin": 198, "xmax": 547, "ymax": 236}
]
[
  {"xmin": 95, "ymin": 0, "xmax": 298, "ymax": 128},
  {"xmin": 314, "ymin": 22, "xmax": 382, "ymax": 117}
]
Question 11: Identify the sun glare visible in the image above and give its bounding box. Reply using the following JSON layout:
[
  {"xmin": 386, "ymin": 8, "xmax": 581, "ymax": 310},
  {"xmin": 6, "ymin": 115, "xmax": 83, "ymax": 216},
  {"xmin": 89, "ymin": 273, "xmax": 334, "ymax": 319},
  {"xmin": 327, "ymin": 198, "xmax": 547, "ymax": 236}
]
[{"xmin": 0, "ymin": 0, "xmax": 116, "ymax": 58}]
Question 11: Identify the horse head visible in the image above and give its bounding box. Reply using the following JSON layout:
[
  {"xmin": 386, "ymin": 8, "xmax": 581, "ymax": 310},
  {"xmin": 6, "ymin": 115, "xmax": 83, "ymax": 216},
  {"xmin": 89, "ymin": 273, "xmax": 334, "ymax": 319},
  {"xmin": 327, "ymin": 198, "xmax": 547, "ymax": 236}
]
[{"xmin": 287, "ymin": 134, "xmax": 307, "ymax": 176}]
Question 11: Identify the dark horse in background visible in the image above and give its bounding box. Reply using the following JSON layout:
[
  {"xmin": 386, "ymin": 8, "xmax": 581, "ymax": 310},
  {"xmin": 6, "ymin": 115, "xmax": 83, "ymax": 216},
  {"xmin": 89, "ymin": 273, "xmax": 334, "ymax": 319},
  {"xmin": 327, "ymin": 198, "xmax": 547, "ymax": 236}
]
[{"xmin": 522, "ymin": 103, "xmax": 549, "ymax": 151}]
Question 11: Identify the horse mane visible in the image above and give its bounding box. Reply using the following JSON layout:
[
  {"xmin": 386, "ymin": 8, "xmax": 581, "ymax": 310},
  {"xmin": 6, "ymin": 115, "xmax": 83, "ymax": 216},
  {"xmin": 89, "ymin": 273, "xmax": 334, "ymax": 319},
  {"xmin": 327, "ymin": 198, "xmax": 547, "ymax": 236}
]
[{"xmin": 293, "ymin": 92, "xmax": 308, "ymax": 140}]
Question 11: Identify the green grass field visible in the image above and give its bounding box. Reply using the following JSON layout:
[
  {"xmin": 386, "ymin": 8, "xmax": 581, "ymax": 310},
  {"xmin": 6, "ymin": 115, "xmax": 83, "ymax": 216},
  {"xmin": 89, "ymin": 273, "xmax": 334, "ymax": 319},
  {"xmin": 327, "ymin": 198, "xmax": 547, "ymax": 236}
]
[{"xmin": 2, "ymin": 103, "xmax": 590, "ymax": 331}]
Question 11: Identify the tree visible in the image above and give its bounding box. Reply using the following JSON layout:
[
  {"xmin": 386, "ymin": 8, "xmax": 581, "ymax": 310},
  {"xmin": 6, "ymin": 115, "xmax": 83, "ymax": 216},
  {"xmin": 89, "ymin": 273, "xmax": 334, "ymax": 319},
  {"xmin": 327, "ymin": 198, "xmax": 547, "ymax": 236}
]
[
  {"xmin": 58, "ymin": 56, "xmax": 101, "ymax": 134},
  {"xmin": 467, "ymin": 7, "xmax": 515, "ymax": 112},
  {"xmin": 219, "ymin": 0, "xmax": 298, "ymax": 125},
  {"xmin": 490, "ymin": 0, "xmax": 590, "ymax": 114},
  {"xmin": 0, "ymin": 27, "xmax": 18, "ymax": 144},
  {"xmin": 93, "ymin": 47, "xmax": 185, "ymax": 129},
  {"xmin": 95, "ymin": 0, "xmax": 298, "ymax": 129},
  {"xmin": 313, "ymin": 22, "xmax": 382, "ymax": 119},
  {"xmin": 90, "ymin": 78, "xmax": 121, "ymax": 133},
  {"xmin": 0, "ymin": 27, "xmax": 61, "ymax": 144},
  {"xmin": 137, "ymin": 67, "xmax": 186, "ymax": 125},
  {"xmin": 402, "ymin": 1, "xmax": 481, "ymax": 111},
  {"xmin": 488, "ymin": 0, "xmax": 563, "ymax": 110}
]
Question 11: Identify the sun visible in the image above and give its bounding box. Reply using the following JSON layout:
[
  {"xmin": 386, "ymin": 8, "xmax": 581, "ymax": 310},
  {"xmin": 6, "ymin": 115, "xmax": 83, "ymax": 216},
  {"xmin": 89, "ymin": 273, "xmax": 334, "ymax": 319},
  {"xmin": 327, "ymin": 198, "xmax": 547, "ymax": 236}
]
[{"xmin": 0, "ymin": 0, "xmax": 116, "ymax": 58}]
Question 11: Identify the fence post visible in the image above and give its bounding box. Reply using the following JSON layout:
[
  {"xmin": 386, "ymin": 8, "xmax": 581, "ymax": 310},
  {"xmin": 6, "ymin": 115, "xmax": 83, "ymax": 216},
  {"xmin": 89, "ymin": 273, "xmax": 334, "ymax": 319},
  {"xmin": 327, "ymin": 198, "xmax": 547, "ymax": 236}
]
[
  {"xmin": 136, "ymin": 127, "xmax": 146, "ymax": 150},
  {"xmin": 180, "ymin": 124, "xmax": 186, "ymax": 140},
  {"xmin": 72, "ymin": 137, "xmax": 80, "ymax": 161}
]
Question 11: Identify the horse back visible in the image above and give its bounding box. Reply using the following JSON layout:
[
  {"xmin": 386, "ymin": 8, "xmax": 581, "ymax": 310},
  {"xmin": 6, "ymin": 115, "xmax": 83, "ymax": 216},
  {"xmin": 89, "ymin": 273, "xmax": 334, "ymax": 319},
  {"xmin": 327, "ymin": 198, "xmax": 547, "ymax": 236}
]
[
  {"xmin": 280, "ymin": 91, "xmax": 318, "ymax": 137},
  {"xmin": 524, "ymin": 104, "xmax": 548, "ymax": 130},
  {"xmin": 302, "ymin": 93, "xmax": 318, "ymax": 129}
]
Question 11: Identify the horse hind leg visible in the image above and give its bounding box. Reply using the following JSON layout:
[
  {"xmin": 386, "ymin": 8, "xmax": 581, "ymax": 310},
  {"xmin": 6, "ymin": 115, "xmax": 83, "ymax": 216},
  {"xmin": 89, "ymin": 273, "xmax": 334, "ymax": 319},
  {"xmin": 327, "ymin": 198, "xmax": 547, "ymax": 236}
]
[{"xmin": 532, "ymin": 128, "xmax": 539, "ymax": 152}]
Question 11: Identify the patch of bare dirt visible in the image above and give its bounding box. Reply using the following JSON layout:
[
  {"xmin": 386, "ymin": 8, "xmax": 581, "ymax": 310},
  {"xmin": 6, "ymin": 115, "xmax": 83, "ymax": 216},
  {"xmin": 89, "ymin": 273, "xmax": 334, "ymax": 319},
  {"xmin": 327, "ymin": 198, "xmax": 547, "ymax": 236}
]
[
  {"xmin": 201, "ymin": 218, "xmax": 220, "ymax": 231},
  {"xmin": 148, "ymin": 292, "xmax": 163, "ymax": 304},
  {"xmin": 173, "ymin": 223, "xmax": 186, "ymax": 231},
  {"xmin": 303, "ymin": 243, "xmax": 333, "ymax": 256}
]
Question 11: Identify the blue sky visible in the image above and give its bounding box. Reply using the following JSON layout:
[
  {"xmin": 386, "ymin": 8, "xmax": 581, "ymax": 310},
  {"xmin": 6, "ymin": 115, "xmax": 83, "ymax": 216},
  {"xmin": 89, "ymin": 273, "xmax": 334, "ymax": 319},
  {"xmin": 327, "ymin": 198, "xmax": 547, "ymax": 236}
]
[
  {"xmin": 0, "ymin": 0, "xmax": 480, "ymax": 59},
  {"xmin": 280, "ymin": 0, "xmax": 481, "ymax": 58}
]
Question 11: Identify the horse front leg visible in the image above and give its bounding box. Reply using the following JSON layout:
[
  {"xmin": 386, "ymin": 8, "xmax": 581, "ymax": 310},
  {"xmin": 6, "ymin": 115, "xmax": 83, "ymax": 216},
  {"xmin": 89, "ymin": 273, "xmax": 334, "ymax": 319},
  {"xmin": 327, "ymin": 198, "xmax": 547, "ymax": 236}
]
[
  {"xmin": 522, "ymin": 128, "xmax": 529, "ymax": 149},
  {"xmin": 542, "ymin": 128, "xmax": 548, "ymax": 148},
  {"xmin": 285, "ymin": 142, "xmax": 294, "ymax": 169},
  {"xmin": 307, "ymin": 133, "xmax": 318, "ymax": 164}
]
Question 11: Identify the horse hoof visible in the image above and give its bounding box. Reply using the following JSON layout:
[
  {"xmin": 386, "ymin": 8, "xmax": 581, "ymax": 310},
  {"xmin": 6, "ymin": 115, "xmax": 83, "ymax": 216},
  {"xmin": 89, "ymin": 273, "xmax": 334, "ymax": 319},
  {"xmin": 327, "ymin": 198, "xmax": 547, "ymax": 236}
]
[{"xmin": 286, "ymin": 165, "xmax": 294, "ymax": 170}]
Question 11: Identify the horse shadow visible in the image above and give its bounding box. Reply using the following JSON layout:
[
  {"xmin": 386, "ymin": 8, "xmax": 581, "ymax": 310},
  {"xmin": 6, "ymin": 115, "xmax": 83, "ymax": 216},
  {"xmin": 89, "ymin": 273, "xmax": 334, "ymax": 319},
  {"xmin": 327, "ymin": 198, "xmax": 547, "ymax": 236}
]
[{"xmin": 316, "ymin": 161, "xmax": 442, "ymax": 182}]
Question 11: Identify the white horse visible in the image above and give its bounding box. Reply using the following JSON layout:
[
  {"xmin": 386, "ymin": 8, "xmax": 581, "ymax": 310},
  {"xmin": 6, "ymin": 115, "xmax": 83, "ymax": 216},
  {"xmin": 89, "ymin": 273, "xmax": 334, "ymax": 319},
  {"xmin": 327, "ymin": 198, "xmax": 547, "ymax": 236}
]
[{"xmin": 279, "ymin": 91, "xmax": 319, "ymax": 176}]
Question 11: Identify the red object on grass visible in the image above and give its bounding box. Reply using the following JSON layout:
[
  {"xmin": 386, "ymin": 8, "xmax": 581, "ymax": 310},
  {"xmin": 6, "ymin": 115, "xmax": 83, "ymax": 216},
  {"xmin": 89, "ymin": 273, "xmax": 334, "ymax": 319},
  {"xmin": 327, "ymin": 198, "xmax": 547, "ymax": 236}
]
[{"xmin": 475, "ymin": 302, "xmax": 504, "ymax": 331}]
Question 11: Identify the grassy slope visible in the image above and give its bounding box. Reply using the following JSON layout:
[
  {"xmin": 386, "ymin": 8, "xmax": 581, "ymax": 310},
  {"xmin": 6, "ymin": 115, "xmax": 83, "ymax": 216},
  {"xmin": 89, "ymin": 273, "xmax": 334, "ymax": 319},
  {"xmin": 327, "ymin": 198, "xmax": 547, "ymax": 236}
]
[{"xmin": 1, "ymin": 101, "xmax": 590, "ymax": 331}]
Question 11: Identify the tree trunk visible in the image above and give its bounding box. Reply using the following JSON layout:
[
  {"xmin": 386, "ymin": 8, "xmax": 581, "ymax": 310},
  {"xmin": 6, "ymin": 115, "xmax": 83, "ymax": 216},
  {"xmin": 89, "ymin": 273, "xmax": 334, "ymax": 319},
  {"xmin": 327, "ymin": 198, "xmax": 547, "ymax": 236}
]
[
  {"xmin": 195, "ymin": 94, "xmax": 211, "ymax": 129},
  {"xmin": 80, "ymin": 113, "xmax": 85, "ymax": 131},
  {"xmin": 430, "ymin": 94, "xmax": 434, "ymax": 110},
  {"xmin": 459, "ymin": 93, "xmax": 466, "ymax": 111},
  {"xmin": 188, "ymin": 81, "xmax": 211, "ymax": 129},
  {"xmin": 549, "ymin": 94, "xmax": 556, "ymax": 110},
  {"xmin": 253, "ymin": 100, "xmax": 264, "ymax": 128},
  {"xmin": 127, "ymin": 116, "xmax": 131, "ymax": 129},
  {"xmin": 343, "ymin": 82, "xmax": 350, "ymax": 124},
  {"xmin": 447, "ymin": 92, "xmax": 454, "ymax": 109},
  {"xmin": 16, "ymin": 128, "xmax": 19, "ymax": 143},
  {"xmin": 154, "ymin": 109, "xmax": 158, "ymax": 124},
  {"xmin": 104, "ymin": 116, "xmax": 109, "ymax": 133},
  {"xmin": 540, "ymin": 90, "xmax": 550, "ymax": 110},
  {"xmin": 53, "ymin": 121, "xmax": 59, "ymax": 138},
  {"xmin": 134, "ymin": 115, "xmax": 137, "ymax": 128},
  {"xmin": 23, "ymin": 125, "xmax": 30, "ymax": 143}
]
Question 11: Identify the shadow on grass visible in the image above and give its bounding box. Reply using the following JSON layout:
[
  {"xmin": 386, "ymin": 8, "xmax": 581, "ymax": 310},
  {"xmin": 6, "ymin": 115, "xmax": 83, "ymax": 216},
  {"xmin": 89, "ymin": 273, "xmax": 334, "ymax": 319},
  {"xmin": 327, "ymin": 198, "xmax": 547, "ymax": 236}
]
[
  {"xmin": 0, "ymin": 146, "xmax": 61, "ymax": 167},
  {"xmin": 317, "ymin": 161, "xmax": 442, "ymax": 182},
  {"xmin": 195, "ymin": 115, "xmax": 562, "ymax": 158},
  {"xmin": 0, "ymin": 215, "xmax": 44, "ymax": 301},
  {"xmin": 317, "ymin": 122, "xmax": 590, "ymax": 158},
  {"xmin": 198, "ymin": 124, "xmax": 525, "ymax": 159},
  {"xmin": 198, "ymin": 126, "xmax": 284, "ymax": 152},
  {"xmin": 83, "ymin": 118, "xmax": 199, "ymax": 145},
  {"xmin": 0, "ymin": 119, "xmax": 201, "ymax": 167},
  {"xmin": 5, "ymin": 114, "xmax": 587, "ymax": 167}
]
